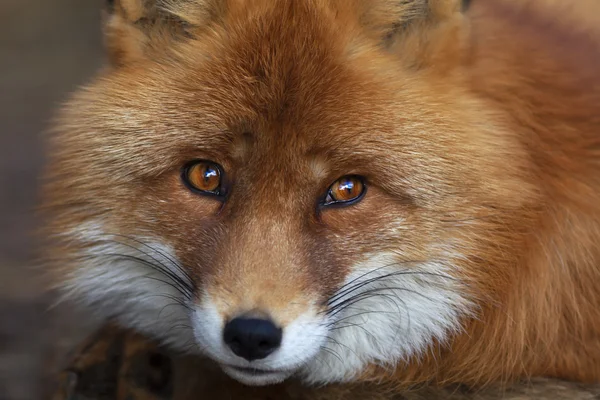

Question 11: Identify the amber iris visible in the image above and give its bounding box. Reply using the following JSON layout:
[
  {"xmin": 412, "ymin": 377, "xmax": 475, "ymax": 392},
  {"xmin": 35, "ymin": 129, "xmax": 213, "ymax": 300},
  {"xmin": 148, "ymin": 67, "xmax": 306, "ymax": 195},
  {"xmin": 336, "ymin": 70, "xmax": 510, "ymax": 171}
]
[
  {"xmin": 183, "ymin": 161, "xmax": 222, "ymax": 194},
  {"xmin": 324, "ymin": 176, "xmax": 366, "ymax": 205}
]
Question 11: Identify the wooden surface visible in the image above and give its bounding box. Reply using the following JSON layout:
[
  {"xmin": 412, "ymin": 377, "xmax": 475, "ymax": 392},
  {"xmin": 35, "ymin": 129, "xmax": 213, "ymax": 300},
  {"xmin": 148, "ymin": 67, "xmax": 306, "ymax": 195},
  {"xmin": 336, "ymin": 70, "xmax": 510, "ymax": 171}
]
[{"xmin": 52, "ymin": 324, "xmax": 600, "ymax": 400}]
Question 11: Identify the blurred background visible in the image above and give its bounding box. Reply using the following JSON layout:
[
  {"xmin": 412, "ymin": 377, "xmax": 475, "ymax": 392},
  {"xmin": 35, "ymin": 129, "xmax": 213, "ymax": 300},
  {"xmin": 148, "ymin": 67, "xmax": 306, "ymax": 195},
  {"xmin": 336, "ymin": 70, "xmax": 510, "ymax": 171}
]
[{"xmin": 1, "ymin": 1, "xmax": 105, "ymax": 398}]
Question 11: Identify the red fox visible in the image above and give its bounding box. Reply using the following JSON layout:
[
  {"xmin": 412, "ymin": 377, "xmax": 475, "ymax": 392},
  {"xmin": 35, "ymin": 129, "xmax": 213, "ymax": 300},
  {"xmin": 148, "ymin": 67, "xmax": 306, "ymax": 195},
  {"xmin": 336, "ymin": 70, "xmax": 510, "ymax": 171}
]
[{"xmin": 41, "ymin": 0, "xmax": 600, "ymax": 390}]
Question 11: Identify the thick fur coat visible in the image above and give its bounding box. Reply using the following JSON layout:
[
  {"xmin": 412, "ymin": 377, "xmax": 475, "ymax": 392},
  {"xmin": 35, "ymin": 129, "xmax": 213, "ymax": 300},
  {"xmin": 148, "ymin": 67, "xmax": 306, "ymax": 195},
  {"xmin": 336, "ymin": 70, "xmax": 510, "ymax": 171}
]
[{"xmin": 41, "ymin": 0, "xmax": 600, "ymax": 390}]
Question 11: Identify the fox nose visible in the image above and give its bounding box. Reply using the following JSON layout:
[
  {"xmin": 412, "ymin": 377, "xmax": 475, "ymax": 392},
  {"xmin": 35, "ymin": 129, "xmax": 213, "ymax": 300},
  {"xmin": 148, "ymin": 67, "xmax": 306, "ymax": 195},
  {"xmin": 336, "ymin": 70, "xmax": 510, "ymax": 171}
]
[{"xmin": 223, "ymin": 317, "xmax": 282, "ymax": 361}]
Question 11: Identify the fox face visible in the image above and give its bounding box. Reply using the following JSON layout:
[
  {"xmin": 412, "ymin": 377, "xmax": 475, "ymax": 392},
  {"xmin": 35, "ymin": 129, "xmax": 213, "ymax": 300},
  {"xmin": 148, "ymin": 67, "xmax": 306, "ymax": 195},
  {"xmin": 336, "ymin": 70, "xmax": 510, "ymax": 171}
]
[{"xmin": 42, "ymin": 0, "xmax": 600, "ymax": 388}]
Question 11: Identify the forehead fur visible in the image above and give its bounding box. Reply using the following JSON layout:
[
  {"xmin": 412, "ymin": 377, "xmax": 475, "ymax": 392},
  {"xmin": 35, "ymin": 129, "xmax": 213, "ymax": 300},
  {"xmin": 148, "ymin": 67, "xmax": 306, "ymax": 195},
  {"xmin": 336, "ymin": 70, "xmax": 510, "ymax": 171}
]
[{"xmin": 52, "ymin": 0, "xmax": 527, "ymax": 210}]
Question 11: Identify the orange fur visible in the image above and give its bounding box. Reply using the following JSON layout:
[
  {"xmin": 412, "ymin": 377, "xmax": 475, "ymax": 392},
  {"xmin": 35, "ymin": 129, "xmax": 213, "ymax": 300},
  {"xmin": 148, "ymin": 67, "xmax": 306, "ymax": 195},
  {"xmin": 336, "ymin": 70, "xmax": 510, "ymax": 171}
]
[{"xmin": 41, "ymin": 0, "xmax": 600, "ymax": 390}]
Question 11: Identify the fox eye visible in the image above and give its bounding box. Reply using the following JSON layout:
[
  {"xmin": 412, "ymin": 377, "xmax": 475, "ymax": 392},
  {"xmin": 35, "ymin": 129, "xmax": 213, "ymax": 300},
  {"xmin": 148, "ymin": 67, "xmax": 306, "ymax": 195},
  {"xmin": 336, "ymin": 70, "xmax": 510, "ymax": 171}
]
[
  {"xmin": 182, "ymin": 160, "xmax": 223, "ymax": 196},
  {"xmin": 323, "ymin": 175, "xmax": 366, "ymax": 206}
]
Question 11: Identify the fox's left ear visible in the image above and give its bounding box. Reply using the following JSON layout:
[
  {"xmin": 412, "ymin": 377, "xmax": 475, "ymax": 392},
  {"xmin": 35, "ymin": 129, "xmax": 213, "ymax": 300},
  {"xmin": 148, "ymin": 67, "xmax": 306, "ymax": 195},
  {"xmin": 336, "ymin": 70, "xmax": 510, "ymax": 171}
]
[
  {"xmin": 102, "ymin": 0, "xmax": 222, "ymax": 66},
  {"xmin": 355, "ymin": 0, "xmax": 471, "ymax": 70}
]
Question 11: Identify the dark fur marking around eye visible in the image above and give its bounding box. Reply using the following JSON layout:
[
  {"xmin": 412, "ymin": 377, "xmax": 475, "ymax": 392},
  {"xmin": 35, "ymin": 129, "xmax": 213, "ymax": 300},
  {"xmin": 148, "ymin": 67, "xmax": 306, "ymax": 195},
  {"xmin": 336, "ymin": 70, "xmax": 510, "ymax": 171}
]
[{"xmin": 462, "ymin": 0, "xmax": 472, "ymax": 12}]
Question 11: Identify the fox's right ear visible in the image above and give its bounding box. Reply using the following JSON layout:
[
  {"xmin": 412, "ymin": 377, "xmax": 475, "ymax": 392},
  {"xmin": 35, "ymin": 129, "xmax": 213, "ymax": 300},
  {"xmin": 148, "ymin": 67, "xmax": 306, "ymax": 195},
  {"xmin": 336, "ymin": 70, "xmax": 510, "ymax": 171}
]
[
  {"xmin": 354, "ymin": 0, "xmax": 471, "ymax": 70},
  {"xmin": 103, "ymin": 0, "xmax": 223, "ymax": 66}
]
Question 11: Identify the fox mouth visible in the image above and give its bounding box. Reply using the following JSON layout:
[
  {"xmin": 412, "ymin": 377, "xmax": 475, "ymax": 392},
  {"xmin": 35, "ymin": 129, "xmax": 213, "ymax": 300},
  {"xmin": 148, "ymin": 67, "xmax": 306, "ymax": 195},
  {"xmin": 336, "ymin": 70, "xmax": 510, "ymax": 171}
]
[
  {"xmin": 227, "ymin": 365, "xmax": 277, "ymax": 373},
  {"xmin": 221, "ymin": 364, "xmax": 296, "ymax": 386}
]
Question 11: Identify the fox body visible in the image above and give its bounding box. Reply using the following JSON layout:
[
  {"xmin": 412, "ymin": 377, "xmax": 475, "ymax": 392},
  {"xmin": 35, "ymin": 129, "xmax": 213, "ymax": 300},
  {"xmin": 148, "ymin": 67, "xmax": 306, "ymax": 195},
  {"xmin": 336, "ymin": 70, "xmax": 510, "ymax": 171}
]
[{"xmin": 42, "ymin": 0, "xmax": 600, "ymax": 389}]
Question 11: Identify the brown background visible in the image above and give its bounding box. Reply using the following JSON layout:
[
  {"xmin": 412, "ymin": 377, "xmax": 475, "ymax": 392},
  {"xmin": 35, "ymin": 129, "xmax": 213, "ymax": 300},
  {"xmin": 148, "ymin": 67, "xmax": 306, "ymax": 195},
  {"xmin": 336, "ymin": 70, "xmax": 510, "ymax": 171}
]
[{"xmin": 1, "ymin": 1, "xmax": 105, "ymax": 398}]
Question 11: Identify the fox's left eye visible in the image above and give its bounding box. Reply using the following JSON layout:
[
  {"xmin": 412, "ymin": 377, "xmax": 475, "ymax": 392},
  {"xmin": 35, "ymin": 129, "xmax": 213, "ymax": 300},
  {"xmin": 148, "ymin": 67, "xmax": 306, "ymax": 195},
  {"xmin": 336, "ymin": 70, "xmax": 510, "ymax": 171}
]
[
  {"xmin": 323, "ymin": 175, "xmax": 366, "ymax": 206},
  {"xmin": 182, "ymin": 160, "xmax": 224, "ymax": 197}
]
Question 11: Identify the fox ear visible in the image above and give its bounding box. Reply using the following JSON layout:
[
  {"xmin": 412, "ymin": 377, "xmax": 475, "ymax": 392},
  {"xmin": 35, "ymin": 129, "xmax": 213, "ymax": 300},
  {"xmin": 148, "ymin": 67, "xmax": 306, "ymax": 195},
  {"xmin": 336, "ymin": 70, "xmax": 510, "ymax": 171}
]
[
  {"xmin": 102, "ymin": 0, "xmax": 222, "ymax": 66},
  {"xmin": 358, "ymin": 0, "xmax": 471, "ymax": 69}
]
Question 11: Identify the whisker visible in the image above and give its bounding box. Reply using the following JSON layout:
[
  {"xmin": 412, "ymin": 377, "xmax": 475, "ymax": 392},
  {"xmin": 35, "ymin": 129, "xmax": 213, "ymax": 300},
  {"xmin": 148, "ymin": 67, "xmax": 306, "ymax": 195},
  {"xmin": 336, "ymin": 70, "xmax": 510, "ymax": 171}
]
[
  {"xmin": 146, "ymin": 293, "xmax": 193, "ymax": 312},
  {"xmin": 97, "ymin": 252, "xmax": 193, "ymax": 298},
  {"xmin": 327, "ymin": 321, "xmax": 381, "ymax": 345},
  {"xmin": 319, "ymin": 345, "xmax": 343, "ymax": 364},
  {"xmin": 93, "ymin": 238, "xmax": 195, "ymax": 295},
  {"xmin": 329, "ymin": 292, "xmax": 410, "ymax": 341},
  {"xmin": 104, "ymin": 233, "xmax": 195, "ymax": 287},
  {"xmin": 140, "ymin": 274, "xmax": 194, "ymax": 300},
  {"xmin": 326, "ymin": 261, "xmax": 429, "ymax": 305},
  {"xmin": 327, "ymin": 285, "xmax": 430, "ymax": 318},
  {"xmin": 327, "ymin": 308, "xmax": 399, "ymax": 328},
  {"xmin": 326, "ymin": 266, "xmax": 455, "ymax": 309},
  {"xmin": 168, "ymin": 323, "xmax": 193, "ymax": 334},
  {"xmin": 51, "ymin": 251, "xmax": 192, "ymax": 299}
]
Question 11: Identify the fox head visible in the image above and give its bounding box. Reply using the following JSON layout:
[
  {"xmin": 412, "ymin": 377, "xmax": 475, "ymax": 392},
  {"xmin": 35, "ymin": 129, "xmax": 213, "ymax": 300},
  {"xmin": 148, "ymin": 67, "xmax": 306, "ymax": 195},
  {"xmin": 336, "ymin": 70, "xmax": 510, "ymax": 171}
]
[{"xmin": 41, "ymin": 0, "xmax": 548, "ymax": 387}]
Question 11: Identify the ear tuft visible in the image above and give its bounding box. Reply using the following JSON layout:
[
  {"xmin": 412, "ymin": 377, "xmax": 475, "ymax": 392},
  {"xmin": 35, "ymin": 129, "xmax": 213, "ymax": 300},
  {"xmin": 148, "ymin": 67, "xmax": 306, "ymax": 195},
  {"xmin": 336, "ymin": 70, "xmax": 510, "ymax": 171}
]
[
  {"xmin": 461, "ymin": 0, "xmax": 472, "ymax": 12},
  {"xmin": 356, "ymin": 0, "xmax": 470, "ymax": 70},
  {"xmin": 103, "ymin": 0, "xmax": 221, "ymax": 66}
]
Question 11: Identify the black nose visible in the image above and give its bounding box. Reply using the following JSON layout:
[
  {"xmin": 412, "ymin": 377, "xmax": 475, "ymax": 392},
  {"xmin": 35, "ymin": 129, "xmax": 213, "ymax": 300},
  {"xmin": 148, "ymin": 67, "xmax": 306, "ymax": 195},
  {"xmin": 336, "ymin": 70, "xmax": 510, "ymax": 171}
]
[{"xmin": 223, "ymin": 317, "xmax": 282, "ymax": 361}]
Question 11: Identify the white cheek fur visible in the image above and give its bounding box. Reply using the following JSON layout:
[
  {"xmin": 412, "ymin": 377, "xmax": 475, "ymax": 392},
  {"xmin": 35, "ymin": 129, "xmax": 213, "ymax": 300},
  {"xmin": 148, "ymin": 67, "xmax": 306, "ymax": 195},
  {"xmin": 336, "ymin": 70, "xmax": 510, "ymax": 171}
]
[
  {"xmin": 59, "ymin": 223, "xmax": 196, "ymax": 351},
  {"xmin": 300, "ymin": 252, "xmax": 472, "ymax": 384},
  {"xmin": 61, "ymin": 223, "xmax": 471, "ymax": 385}
]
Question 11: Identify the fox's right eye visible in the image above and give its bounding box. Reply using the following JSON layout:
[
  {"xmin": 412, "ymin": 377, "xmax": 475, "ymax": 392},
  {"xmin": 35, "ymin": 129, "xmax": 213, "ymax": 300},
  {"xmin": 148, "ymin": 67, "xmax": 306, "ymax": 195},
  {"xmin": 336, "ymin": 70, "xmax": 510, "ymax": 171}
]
[{"xmin": 182, "ymin": 160, "xmax": 224, "ymax": 197}]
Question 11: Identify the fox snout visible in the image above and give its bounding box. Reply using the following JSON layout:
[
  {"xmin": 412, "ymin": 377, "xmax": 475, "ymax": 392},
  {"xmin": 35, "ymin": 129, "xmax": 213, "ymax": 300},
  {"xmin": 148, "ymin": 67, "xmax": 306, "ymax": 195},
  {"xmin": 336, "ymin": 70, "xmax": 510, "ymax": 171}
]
[
  {"xmin": 189, "ymin": 216, "xmax": 333, "ymax": 385},
  {"xmin": 192, "ymin": 289, "xmax": 329, "ymax": 386}
]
